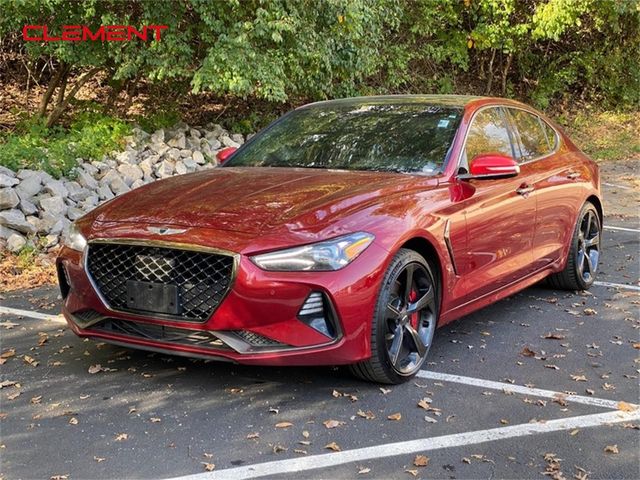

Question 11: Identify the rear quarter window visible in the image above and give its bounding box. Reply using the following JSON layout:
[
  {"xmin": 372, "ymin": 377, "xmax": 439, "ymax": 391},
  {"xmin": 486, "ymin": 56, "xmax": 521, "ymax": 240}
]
[{"xmin": 509, "ymin": 108, "xmax": 551, "ymax": 162}]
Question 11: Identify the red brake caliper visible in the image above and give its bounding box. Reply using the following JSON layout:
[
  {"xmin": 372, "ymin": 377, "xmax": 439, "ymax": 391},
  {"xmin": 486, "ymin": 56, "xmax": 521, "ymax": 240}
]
[{"xmin": 409, "ymin": 289, "xmax": 419, "ymax": 329}]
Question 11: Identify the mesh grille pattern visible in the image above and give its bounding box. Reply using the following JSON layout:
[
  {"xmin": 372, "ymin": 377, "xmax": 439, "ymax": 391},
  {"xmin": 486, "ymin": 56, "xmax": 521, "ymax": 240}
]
[
  {"xmin": 87, "ymin": 243, "xmax": 234, "ymax": 321},
  {"xmin": 232, "ymin": 330, "xmax": 283, "ymax": 347}
]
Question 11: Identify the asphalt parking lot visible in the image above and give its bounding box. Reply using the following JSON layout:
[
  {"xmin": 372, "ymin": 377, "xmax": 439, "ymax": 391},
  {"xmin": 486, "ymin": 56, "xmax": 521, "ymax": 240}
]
[{"xmin": 1, "ymin": 179, "xmax": 639, "ymax": 480}]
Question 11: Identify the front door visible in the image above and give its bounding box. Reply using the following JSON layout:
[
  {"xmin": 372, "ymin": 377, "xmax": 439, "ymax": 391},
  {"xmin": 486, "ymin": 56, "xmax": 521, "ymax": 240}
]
[{"xmin": 450, "ymin": 106, "xmax": 536, "ymax": 307}]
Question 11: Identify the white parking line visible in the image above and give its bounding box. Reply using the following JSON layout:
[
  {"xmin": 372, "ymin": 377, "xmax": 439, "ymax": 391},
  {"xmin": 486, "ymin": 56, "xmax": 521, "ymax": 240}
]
[
  {"xmin": 416, "ymin": 370, "xmax": 628, "ymax": 410},
  {"xmin": 602, "ymin": 182, "xmax": 633, "ymax": 191},
  {"xmin": 173, "ymin": 409, "xmax": 639, "ymax": 480},
  {"xmin": 593, "ymin": 281, "xmax": 640, "ymax": 292},
  {"xmin": 604, "ymin": 225, "xmax": 640, "ymax": 233},
  {"xmin": 0, "ymin": 305, "xmax": 66, "ymax": 323}
]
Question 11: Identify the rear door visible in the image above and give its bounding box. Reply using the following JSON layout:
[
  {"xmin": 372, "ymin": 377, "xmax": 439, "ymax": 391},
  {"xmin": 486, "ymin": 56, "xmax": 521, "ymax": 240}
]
[
  {"xmin": 450, "ymin": 106, "xmax": 537, "ymax": 306},
  {"xmin": 505, "ymin": 108, "xmax": 583, "ymax": 269}
]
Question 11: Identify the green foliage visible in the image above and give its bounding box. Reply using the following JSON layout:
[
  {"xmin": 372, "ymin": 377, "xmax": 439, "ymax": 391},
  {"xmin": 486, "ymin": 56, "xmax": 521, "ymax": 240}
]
[
  {"xmin": 0, "ymin": 114, "xmax": 131, "ymax": 178},
  {"xmin": 0, "ymin": 0, "xmax": 638, "ymax": 129}
]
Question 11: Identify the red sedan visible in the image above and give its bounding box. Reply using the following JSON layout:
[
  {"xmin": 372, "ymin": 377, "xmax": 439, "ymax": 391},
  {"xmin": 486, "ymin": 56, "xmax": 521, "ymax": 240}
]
[{"xmin": 57, "ymin": 95, "xmax": 602, "ymax": 383}]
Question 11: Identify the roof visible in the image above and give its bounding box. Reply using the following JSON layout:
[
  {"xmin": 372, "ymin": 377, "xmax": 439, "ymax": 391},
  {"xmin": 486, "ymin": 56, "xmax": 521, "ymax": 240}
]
[{"xmin": 300, "ymin": 94, "xmax": 486, "ymax": 110}]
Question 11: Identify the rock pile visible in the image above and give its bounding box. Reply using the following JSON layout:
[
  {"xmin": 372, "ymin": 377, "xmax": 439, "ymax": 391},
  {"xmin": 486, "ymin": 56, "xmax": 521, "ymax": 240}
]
[{"xmin": 0, "ymin": 123, "xmax": 246, "ymax": 253}]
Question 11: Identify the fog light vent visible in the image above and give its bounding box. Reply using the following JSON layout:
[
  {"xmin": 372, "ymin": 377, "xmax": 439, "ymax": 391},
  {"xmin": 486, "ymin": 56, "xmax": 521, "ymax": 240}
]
[{"xmin": 297, "ymin": 292, "xmax": 336, "ymax": 339}]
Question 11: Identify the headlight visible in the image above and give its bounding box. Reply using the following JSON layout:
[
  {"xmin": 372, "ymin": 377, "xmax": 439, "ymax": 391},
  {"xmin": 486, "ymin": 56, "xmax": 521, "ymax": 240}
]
[
  {"xmin": 65, "ymin": 223, "xmax": 87, "ymax": 252},
  {"xmin": 251, "ymin": 232, "xmax": 375, "ymax": 271}
]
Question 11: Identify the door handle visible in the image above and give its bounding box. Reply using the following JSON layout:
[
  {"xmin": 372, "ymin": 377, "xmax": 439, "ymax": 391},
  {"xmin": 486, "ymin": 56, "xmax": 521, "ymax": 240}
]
[
  {"xmin": 516, "ymin": 184, "xmax": 534, "ymax": 196},
  {"xmin": 567, "ymin": 171, "xmax": 580, "ymax": 180}
]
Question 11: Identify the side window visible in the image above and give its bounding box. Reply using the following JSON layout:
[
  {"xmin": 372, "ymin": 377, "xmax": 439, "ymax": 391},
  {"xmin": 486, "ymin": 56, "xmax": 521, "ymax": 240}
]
[
  {"xmin": 541, "ymin": 120, "xmax": 558, "ymax": 151},
  {"xmin": 509, "ymin": 109, "xmax": 551, "ymax": 162},
  {"xmin": 464, "ymin": 108, "xmax": 514, "ymax": 167}
]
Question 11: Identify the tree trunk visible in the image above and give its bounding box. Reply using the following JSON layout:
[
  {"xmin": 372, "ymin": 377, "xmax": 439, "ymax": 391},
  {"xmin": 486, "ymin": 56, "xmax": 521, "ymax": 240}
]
[
  {"xmin": 501, "ymin": 53, "xmax": 513, "ymax": 95},
  {"xmin": 484, "ymin": 49, "xmax": 496, "ymax": 95},
  {"xmin": 46, "ymin": 67, "xmax": 101, "ymax": 127},
  {"xmin": 38, "ymin": 61, "xmax": 66, "ymax": 118}
]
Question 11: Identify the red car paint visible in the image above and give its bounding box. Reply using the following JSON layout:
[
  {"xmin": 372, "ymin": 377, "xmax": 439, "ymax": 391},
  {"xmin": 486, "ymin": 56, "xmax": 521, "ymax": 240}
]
[{"xmin": 57, "ymin": 96, "xmax": 601, "ymax": 366}]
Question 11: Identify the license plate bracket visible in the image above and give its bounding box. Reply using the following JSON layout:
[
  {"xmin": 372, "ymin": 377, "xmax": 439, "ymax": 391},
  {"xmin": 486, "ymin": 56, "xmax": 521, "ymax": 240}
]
[{"xmin": 126, "ymin": 280, "xmax": 180, "ymax": 315}]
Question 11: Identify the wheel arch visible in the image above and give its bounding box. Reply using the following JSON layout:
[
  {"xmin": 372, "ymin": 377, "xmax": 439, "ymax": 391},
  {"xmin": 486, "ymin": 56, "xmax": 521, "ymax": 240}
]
[
  {"xmin": 398, "ymin": 236, "xmax": 444, "ymax": 313},
  {"xmin": 586, "ymin": 194, "xmax": 603, "ymax": 225}
]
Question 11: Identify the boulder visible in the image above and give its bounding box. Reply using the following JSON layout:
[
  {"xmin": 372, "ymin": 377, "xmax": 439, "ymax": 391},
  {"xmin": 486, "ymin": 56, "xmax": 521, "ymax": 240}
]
[
  {"xmin": 96, "ymin": 184, "xmax": 115, "ymax": 201},
  {"xmin": 67, "ymin": 207, "xmax": 85, "ymax": 221},
  {"xmin": 0, "ymin": 188, "xmax": 19, "ymax": 209},
  {"xmin": 0, "ymin": 173, "xmax": 19, "ymax": 188},
  {"xmin": 130, "ymin": 179, "xmax": 145, "ymax": 190},
  {"xmin": 117, "ymin": 164, "xmax": 144, "ymax": 186},
  {"xmin": 174, "ymin": 161, "xmax": 187, "ymax": 175},
  {"xmin": 155, "ymin": 160, "xmax": 175, "ymax": 178},
  {"xmin": 0, "ymin": 209, "xmax": 36, "ymax": 234},
  {"xmin": 19, "ymin": 198, "xmax": 38, "ymax": 216},
  {"xmin": 16, "ymin": 174, "xmax": 43, "ymax": 198},
  {"xmin": 76, "ymin": 169, "xmax": 98, "ymax": 190},
  {"xmin": 43, "ymin": 179, "xmax": 68, "ymax": 198},
  {"xmin": 6, "ymin": 232, "xmax": 26, "ymax": 253},
  {"xmin": 40, "ymin": 196, "xmax": 67, "ymax": 217},
  {"xmin": 151, "ymin": 128, "xmax": 165, "ymax": 144},
  {"xmin": 0, "ymin": 225, "xmax": 16, "ymax": 240},
  {"xmin": 221, "ymin": 136, "xmax": 241, "ymax": 149},
  {"xmin": 65, "ymin": 181, "xmax": 92, "ymax": 202},
  {"xmin": 192, "ymin": 151, "xmax": 205, "ymax": 165},
  {"xmin": 110, "ymin": 176, "xmax": 131, "ymax": 195},
  {"xmin": 167, "ymin": 133, "xmax": 186, "ymax": 149}
]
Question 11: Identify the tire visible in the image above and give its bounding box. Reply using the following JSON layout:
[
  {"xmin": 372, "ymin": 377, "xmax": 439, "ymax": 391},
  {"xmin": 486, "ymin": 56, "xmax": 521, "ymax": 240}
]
[
  {"xmin": 547, "ymin": 201, "xmax": 601, "ymax": 291},
  {"xmin": 350, "ymin": 249, "xmax": 439, "ymax": 384}
]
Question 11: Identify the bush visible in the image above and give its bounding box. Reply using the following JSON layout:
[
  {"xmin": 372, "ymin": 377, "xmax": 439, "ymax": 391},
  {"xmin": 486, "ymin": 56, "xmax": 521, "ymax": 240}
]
[{"xmin": 0, "ymin": 113, "xmax": 131, "ymax": 178}]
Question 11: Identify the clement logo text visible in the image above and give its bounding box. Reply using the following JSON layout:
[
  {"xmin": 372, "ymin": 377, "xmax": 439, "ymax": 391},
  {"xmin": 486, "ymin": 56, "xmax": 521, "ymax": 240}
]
[{"xmin": 23, "ymin": 25, "xmax": 168, "ymax": 42}]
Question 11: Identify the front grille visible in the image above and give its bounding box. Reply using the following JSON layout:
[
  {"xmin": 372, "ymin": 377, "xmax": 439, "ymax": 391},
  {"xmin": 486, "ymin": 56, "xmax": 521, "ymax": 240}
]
[
  {"xmin": 91, "ymin": 318, "xmax": 231, "ymax": 350},
  {"xmin": 86, "ymin": 243, "xmax": 235, "ymax": 321}
]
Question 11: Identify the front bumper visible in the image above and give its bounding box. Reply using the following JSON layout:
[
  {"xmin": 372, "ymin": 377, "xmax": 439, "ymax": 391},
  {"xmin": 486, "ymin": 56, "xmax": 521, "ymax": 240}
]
[{"xmin": 57, "ymin": 234, "xmax": 389, "ymax": 366}]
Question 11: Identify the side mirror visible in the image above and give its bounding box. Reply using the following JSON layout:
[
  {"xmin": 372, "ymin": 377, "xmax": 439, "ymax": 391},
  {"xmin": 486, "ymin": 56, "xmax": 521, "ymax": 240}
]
[
  {"xmin": 464, "ymin": 153, "xmax": 519, "ymax": 180},
  {"xmin": 216, "ymin": 146, "xmax": 237, "ymax": 164}
]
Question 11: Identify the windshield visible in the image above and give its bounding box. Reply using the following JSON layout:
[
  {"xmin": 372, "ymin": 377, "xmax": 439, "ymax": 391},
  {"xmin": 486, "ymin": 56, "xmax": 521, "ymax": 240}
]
[{"xmin": 225, "ymin": 103, "xmax": 463, "ymax": 174}]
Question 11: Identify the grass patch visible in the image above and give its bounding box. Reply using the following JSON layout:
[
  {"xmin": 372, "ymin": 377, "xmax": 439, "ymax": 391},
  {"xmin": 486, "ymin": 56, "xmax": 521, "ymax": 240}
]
[
  {"xmin": 560, "ymin": 110, "xmax": 640, "ymax": 162},
  {"xmin": 0, "ymin": 112, "xmax": 131, "ymax": 178}
]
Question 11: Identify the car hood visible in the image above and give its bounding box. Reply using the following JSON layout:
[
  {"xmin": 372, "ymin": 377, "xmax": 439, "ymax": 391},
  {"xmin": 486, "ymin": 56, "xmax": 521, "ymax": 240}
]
[{"xmin": 93, "ymin": 167, "xmax": 437, "ymax": 234}]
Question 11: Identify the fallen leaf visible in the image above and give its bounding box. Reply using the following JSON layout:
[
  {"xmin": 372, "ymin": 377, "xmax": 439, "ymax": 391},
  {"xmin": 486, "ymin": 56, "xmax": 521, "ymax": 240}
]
[
  {"xmin": 570, "ymin": 429, "xmax": 579, "ymax": 436},
  {"xmin": 275, "ymin": 422, "xmax": 293, "ymax": 428},
  {"xmin": 405, "ymin": 469, "xmax": 418, "ymax": 476},
  {"xmin": 0, "ymin": 380, "xmax": 17, "ymax": 389},
  {"xmin": 202, "ymin": 462, "xmax": 215, "ymax": 471},
  {"xmin": 30, "ymin": 396, "xmax": 42, "ymax": 404},
  {"xmin": 357, "ymin": 409, "xmax": 375, "ymax": 420},
  {"xmin": 302, "ymin": 430, "xmax": 310, "ymax": 438},
  {"xmin": 7, "ymin": 391, "xmax": 20, "ymax": 400},
  {"xmin": 114, "ymin": 433, "xmax": 128, "ymax": 441},
  {"xmin": 543, "ymin": 333, "xmax": 565, "ymax": 340},
  {"xmin": 520, "ymin": 346, "xmax": 536, "ymax": 357},
  {"xmin": 1, "ymin": 349, "xmax": 16, "ymax": 359},
  {"xmin": 38, "ymin": 332, "xmax": 48, "ymax": 346},
  {"xmin": 617, "ymin": 401, "xmax": 637, "ymax": 412},
  {"xmin": 150, "ymin": 417, "xmax": 161, "ymax": 423},
  {"xmin": 414, "ymin": 455, "xmax": 429, "ymax": 467},
  {"xmin": 632, "ymin": 342, "xmax": 640, "ymax": 350},
  {"xmin": 88, "ymin": 364, "xmax": 103, "ymax": 374},
  {"xmin": 247, "ymin": 432, "xmax": 259, "ymax": 439},
  {"xmin": 500, "ymin": 419, "xmax": 509, "ymax": 425},
  {"xmin": 604, "ymin": 445, "xmax": 619, "ymax": 454},
  {"xmin": 387, "ymin": 412, "xmax": 402, "ymax": 421},
  {"xmin": 379, "ymin": 387, "xmax": 391, "ymax": 395},
  {"xmin": 50, "ymin": 475, "xmax": 68, "ymax": 480},
  {"xmin": 424, "ymin": 415, "xmax": 438, "ymax": 423},
  {"xmin": 273, "ymin": 445, "xmax": 287, "ymax": 453},
  {"xmin": 545, "ymin": 364, "xmax": 559, "ymax": 370},
  {"xmin": 68, "ymin": 417, "xmax": 78, "ymax": 425},
  {"xmin": 358, "ymin": 467, "xmax": 371, "ymax": 474},
  {"xmin": 571, "ymin": 374, "xmax": 587, "ymax": 382},
  {"xmin": 325, "ymin": 442, "xmax": 341, "ymax": 452},
  {"xmin": 23, "ymin": 355, "xmax": 39, "ymax": 367},
  {"xmin": 602, "ymin": 383, "xmax": 616, "ymax": 391},
  {"xmin": 323, "ymin": 419, "xmax": 345, "ymax": 429},
  {"xmin": 294, "ymin": 449, "xmax": 307, "ymax": 455},
  {"xmin": 417, "ymin": 397, "xmax": 432, "ymax": 409},
  {"xmin": 94, "ymin": 456, "xmax": 106, "ymax": 463},
  {"xmin": 583, "ymin": 308, "xmax": 597, "ymax": 316}
]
